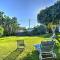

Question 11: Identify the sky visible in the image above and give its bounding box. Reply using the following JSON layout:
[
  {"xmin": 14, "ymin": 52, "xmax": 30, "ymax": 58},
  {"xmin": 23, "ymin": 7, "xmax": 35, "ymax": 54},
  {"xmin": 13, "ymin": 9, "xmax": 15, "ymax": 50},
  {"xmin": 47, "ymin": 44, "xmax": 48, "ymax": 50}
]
[{"xmin": 0, "ymin": 0, "xmax": 57, "ymax": 28}]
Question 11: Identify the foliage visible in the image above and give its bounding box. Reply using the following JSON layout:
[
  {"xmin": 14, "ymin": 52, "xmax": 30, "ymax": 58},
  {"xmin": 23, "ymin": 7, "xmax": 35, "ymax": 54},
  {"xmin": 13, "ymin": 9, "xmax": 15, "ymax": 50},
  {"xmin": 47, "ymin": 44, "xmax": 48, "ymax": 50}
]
[
  {"xmin": 0, "ymin": 11, "xmax": 19, "ymax": 36},
  {"xmin": 32, "ymin": 25, "xmax": 46, "ymax": 35},
  {"xmin": 37, "ymin": 1, "xmax": 60, "ymax": 25},
  {"xmin": 37, "ymin": 1, "xmax": 60, "ymax": 33},
  {"xmin": 0, "ymin": 26, "xmax": 4, "ymax": 37}
]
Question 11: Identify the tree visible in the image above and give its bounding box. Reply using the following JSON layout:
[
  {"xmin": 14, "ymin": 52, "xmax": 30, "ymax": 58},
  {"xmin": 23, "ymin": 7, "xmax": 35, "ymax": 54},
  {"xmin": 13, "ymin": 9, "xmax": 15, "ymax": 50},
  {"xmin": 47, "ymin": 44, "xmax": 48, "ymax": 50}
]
[
  {"xmin": 3, "ymin": 15, "xmax": 12, "ymax": 35},
  {"xmin": 11, "ymin": 17, "xmax": 19, "ymax": 35},
  {"xmin": 0, "ymin": 10, "xmax": 20, "ymax": 36},
  {"xmin": 0, "ymin": 11, "xmax": 4, "ymax": 25},
  {"xmin": 0, "ymin": 26, "xmax": 4, "ymax": 37},
  {"xmin": 37, "ymin": 1, "xmax": 60, "ymax": 42},
  {"xmin": 32, "ymin": 25, "xmax": 46, "ymax": 35},
  {"xmin": 0, "ymin": 11, "xmax": 20, "ymax": 36}
]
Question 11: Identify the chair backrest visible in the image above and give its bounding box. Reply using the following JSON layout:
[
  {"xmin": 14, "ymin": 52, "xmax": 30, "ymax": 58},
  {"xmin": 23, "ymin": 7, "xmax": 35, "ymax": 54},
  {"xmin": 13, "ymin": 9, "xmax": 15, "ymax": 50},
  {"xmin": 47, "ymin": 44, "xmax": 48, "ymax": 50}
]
[
  {"xmin": 17, "ymin": 40, "xmax": 25, "ymax": 49},
  {"xmin": 41, "ymin": 41, "xmax": 55, "ymax": 52}
]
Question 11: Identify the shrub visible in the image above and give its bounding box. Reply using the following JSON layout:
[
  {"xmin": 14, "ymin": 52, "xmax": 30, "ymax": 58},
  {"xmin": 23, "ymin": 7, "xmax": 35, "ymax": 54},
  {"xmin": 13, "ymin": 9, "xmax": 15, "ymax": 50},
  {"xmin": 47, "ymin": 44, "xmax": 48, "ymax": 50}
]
[{"xmin": 0, "ymin": 26, "xmax": 4, "ymax": 37}]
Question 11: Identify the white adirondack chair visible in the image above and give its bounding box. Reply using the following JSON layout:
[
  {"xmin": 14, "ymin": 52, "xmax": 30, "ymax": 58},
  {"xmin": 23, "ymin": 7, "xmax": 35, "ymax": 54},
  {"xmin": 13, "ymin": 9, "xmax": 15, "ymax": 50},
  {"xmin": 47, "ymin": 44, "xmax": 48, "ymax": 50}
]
[
  {"xmin": 39, "ymin": 41, "xmax": 56, "ymax": 60},
  {"xmin": 17, "ymin": 40, "xmax": 25, "ymax": 49},
  {"xmin": 34, "ymin": 41, "xmax": 56, "ymax": 60}
]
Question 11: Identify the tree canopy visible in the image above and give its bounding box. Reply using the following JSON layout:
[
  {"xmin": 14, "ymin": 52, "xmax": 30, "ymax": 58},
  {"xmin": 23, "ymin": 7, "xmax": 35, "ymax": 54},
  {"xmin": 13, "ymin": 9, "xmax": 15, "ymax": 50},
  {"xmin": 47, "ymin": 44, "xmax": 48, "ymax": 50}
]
[
  {"xmin": 32, "ymin": 25, "xmax": 46, "ymax": 35},
  {"xmin": 37, "ymin": 1, "xmax": 60, "ymax": 42},
  {"xmin": 37, "ymin": 1, "xmax": 60, "ymax": 25},
  {"xmin": 0, "ymin": 11, "xmax": 19, "ymax": 36}
]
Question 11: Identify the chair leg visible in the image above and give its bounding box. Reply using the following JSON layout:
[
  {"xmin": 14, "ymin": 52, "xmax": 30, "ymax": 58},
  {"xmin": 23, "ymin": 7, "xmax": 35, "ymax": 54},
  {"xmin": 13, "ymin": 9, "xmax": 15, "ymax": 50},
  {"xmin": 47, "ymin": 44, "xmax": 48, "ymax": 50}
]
[{"xmin": 39, "ymin": 54, "xmax": 42, "ymax": 60}]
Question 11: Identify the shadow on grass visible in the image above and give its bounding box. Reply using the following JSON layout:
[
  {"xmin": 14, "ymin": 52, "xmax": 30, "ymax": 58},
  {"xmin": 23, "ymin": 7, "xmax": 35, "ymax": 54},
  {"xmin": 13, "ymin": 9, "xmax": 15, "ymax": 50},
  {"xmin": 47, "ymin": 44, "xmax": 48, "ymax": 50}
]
[
  {"xmin": 54, "ymin": 45, "xmax": 60, "ymax": 60},
  {"xmin": 56, "ymin": 49, "xmax": 60, "ymax": 60},
  {"xmin": 22, "ymin": 47, "xmax": 60, "ymax": 60},
  {"xmin": 22, "ymin": 50, "xmax": 39, "ymax": 60},
  {"xmin": 3, "ymin": 48, "xmax": 24, "ymax": 60}
]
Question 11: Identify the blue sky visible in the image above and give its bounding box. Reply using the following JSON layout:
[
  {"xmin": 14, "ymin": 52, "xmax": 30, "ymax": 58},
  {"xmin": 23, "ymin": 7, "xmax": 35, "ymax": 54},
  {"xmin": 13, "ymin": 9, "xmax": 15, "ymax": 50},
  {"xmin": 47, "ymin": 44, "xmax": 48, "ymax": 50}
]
[{"xmin": 0, "ymin": 0, "xmax": 57, "ymax": 28}]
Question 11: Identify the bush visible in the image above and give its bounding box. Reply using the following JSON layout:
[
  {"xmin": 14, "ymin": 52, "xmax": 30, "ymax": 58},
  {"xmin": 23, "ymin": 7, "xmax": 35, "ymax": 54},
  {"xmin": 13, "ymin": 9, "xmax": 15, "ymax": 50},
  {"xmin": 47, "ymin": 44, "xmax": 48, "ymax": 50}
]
[
  {"xmin": 32, "ymin": 25, "xmax": 46, "ymax": 35},
  {"xmin": 0, "ymin": 26, "xmax": 4, "ymax": 37}
]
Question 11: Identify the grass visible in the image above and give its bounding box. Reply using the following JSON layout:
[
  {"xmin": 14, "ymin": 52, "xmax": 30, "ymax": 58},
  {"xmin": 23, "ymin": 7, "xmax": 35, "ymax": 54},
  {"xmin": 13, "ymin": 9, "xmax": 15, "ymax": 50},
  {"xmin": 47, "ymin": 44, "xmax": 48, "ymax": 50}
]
[
  {"xmin": 0, "ymin": 36, "xmax": 60, "ymax": 60},
  {"xmin": 22, "ymin": 50, "xmax": 39, "ymax": 60},
  {"xmin": 0, "ymin": 36, "xmax": 44, "ymax": 60}
]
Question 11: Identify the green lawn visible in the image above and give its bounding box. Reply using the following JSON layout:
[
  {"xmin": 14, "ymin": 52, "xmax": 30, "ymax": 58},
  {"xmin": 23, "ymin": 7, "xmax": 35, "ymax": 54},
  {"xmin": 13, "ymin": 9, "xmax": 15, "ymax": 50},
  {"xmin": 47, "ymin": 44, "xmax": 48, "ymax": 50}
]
[{"xmin": 0, "ymin": 36, "xmax": 60, "ymax": 60}]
